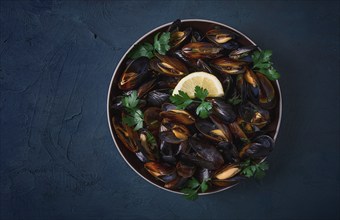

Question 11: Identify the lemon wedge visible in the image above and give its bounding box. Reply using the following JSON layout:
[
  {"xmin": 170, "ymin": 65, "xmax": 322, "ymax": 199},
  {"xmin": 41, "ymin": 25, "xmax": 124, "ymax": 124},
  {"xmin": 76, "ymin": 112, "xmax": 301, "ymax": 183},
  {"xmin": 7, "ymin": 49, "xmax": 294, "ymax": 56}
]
[{"xmin": 172, "ymin": 72, "xmax": 224, "ymax": 98}]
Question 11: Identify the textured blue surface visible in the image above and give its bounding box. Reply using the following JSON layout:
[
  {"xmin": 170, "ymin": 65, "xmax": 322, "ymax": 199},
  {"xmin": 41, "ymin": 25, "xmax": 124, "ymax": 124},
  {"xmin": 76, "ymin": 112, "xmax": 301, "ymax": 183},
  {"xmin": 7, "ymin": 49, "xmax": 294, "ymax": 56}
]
[{"xmin": 0, "ymin": 1, "xmax": 339, "ymax": 219}]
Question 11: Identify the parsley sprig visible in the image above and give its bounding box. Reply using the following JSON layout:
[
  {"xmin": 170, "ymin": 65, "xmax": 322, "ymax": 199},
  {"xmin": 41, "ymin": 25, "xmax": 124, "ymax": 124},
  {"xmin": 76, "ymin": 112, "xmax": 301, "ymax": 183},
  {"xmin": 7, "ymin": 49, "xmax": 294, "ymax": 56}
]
[
  {"xmin": 181, "ymin": 177, "xmax": 210, "ymax": 200},
  {"xmin": 169, "ymin": 86, "xmax": 212, "ymax": 119},
  {"xmin": 128, "ymin": 32, "xmax": 171, "ymax": 59},
  {"xmin": 252, "ymin": 50, "xmax": 280, "ymax": 81},
  {"xmin": 121, "ymin": 91, "xmax": 144, "ymax": 131},
  {"xmin": 240, "ymin": 159, "xmax": 269, "ymax": 179}
]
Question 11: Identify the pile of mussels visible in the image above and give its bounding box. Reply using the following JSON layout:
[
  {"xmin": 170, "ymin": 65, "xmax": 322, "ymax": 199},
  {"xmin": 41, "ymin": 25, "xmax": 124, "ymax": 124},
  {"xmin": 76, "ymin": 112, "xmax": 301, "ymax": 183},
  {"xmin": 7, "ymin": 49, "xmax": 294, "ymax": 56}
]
[{"xmin": 110, "ymin": 20, "xmax": 278, "ymax": 191}]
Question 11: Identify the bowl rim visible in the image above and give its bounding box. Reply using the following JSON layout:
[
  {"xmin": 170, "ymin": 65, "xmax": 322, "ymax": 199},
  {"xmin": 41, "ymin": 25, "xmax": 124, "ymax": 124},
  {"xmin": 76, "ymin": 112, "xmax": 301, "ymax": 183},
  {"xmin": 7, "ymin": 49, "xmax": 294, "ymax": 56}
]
[{"xmin": 107, "ymin": 18, "xmax": 282, "ymax": 195}]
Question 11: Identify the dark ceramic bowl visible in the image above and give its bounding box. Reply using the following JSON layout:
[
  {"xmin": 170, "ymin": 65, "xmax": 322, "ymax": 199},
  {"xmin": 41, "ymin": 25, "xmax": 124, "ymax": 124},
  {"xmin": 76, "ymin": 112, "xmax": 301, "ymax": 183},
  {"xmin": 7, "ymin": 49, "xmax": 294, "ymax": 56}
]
[{"xmin": 107, "ymin": 19, "xmax": 282, "ymax": 195}]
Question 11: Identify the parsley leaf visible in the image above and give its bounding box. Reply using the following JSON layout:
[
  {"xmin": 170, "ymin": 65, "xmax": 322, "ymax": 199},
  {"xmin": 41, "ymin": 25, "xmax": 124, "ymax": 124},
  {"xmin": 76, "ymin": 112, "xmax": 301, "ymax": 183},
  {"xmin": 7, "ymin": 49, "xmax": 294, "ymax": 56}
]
[
  {"xmin": 128, "ymin": 43, "xmax": 154, "ymax": 59},
  {"xmin": 121, "ymin": 91, "xmax": 144, "ymax": 131},
  {"xmin": 251, "ymin": 50, "xmax": 280, "ymax": 81},
  {"xmin": 240, "ymin": 159, "xmax": 269, "ymax": 179},
  {"xmin": 170, "ymin": 86, "xmax": 212, "ymax": 119},
  {"xmin": 181, "ymin": 177, "xmax": 210, "ymax": 201},
  {"xmin": 194, "ymin": 86, "xmax": 209, "ymax": 101},
  {"xmin": 154, "ymin": 32, "xmax": 171, "ymax": 55},
  {"xmin": 169, "ymin": 90, "xmax": 193, "ymax": 109},
  {"xmin": 196, "ymin": 101, "xmax": 212, "ymax": 119},
  {"xmin": 128, "ymin": 32, "xmax": 171, "ymax": 59},
  {"xmin": 122, "ymin": 90, "xmax": 139, "ymax": 109}
]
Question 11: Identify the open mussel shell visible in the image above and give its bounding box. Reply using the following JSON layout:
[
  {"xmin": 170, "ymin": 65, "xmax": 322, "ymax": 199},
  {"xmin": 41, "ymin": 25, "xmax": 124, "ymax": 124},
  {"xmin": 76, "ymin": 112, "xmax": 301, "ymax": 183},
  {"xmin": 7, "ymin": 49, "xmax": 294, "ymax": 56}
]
[
  {"xmin": 144, "ymin": 107, "xmax": 162, "ymax": 134},
  {"xmin": 176, "ymin": 161, "xmax": 196, "ymax": 178},
  {"xmin": 229, "ymin": 46, "xmax": 256, "ymax": 62},
  {"xmin": 139, "ymin": 129, "xmax": 160, "ymax": 161},
  {"xmin": 211, "ymin": 57, "xmax": 246, "ymax": 75},
  {"xmin": 112, "ymin": 117, "xmax": 140, "ymax": 153},
  {"xmin": 212, "ymin": 175, "xmax": 246, "ymax": 187},
  {"xmin": 256, "ymin": 73, "xmax": 276, "ymax": 109},
  {"xmin": 228, "ymin": 121, "xmax": 249, "ymax": 142},
  {"xmin": 160, "ymin": 109, "xmax": 195, "ymax": 125},
  {"xmin": 144, "ymin": 162, "xmax": 177, "ymax": 183},
  {"xmin": 170, "ymin": 27, "xmax": 192, "ymax": 49},
  {"xmin": 164, "ymin": 176, "xmax": 188, "ymax": 189},
  {"xmin": 195, "ymin": 119, "xmax": 229, "ymax": 142},
  {"xmin": 118, "ymin": 57, "xmax": 150, "ymax": 90},
  {"xmin": 137, "ymin": 78, "xmax": 157, "ymax": 98},
  {"xmin": 244, "ymin": 68, "xmax": 260, "ymax": 103},
  {"xmin": 239, "ymin": 102, "xmax": 270, "ymax": 128},
  {"xmin": 150, "ymin": 53, "xmax": 188, "ymax": 76},
  {"xmin": 206, "ymin": 28, "xmax": 234, "ymax": 44},
  {"xmin": 213, "ymin": 164, "xmax": 241, "ymax": 180},
  {"xmin": 182, "ymin": 42, "xmax": 223, "ymax": 59},
  {"xmin": 239, "ymin": 135, "xmax": 274, "ymax": 159},
  {"xmin": 161, "ymin": 121, "xmax": 191, "ymax": 142}
]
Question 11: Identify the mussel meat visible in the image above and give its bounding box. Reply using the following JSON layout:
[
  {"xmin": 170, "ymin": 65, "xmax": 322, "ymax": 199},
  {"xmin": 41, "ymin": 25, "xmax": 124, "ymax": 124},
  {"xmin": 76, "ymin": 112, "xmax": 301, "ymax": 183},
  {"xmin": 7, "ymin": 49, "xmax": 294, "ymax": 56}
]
[
  {"xmin": 150, "ymin": 53, "xmax": 188, "ymax": 76},
  {"xmin": 206, "ymin": 28, "xmax": 234, "ymax": 44},
  {"xmin": 160, "ymin": 109, "xmax": 195, "ymax": 125},
  {"xmin": 118, "ymin": 57, "xmax": 150, "ymax": 90},
  {"xmin": 182, "ymin": 42, "xmax": 223, "ymax": 59},
  {"xmin": 211, "ymin": 57, "xmax": 246, "ymax": 75}
]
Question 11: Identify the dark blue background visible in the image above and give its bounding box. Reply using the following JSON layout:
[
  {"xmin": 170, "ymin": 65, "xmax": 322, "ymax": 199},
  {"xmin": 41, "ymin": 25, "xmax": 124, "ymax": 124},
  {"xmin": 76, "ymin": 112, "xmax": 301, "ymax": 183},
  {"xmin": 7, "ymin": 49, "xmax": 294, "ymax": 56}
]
[{"xmin": 1, "ymin": 1, "xmax": 339, "ymax": 219}]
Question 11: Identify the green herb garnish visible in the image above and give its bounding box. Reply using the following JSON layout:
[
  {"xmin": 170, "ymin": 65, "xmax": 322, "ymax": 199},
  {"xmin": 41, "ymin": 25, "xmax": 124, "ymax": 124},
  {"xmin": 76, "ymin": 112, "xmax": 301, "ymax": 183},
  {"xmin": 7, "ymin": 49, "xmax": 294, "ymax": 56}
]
[
  {"xmin": 153, "ymin": 32, "xmax": 171, "ymax": 55},
  {"xmin": 181, "ymin": 177, "xmax": 210, "ymax": 200},
  {"xmin": 128, "ymin": 32, "xmax": 171, "ymax": 59},
  {"xmin": 252, "ymin": 50, "xmax": 280, "ymax": 81},
  {"xmin": 169, "ymin": 86, "xmax": 213, "ymax": 119},
  {"xmin": 121, "ymin": 91, "xmax": 144, "ymax": 130},
  {"xmin": 240, "ymin": 159, "xmax": 269, "ymax": 179},
  {"xmin": 169, "ymin": 90, "xmax": 193, "ymax": 110}
]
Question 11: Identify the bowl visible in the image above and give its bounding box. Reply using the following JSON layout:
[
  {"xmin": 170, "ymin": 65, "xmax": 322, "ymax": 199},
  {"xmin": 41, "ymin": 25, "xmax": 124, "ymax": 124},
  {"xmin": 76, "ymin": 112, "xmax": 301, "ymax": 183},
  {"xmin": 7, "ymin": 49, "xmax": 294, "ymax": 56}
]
[{"xmin": 107, "ymin": 19, "xmax": 282, "ymax": 195}]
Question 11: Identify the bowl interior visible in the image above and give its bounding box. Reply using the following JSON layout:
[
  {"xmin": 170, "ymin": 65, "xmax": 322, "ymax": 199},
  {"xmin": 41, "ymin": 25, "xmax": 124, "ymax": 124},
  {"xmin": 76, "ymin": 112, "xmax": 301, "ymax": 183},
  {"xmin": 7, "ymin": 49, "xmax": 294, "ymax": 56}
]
[{"xmin": 107, "ymin": 19, "xmax": 282, "ymax": 194}]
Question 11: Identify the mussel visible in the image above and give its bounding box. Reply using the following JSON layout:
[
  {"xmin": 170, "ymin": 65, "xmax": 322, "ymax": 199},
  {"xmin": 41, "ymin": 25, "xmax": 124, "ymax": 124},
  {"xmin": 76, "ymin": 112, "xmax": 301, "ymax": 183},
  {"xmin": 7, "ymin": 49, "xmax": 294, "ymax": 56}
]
[
  {"xmin": 256, "ymin": 73, "xmax": 276, "ymax": 109},
  {"xmin": 112, "ymin": 117, "xmax": 140, "ymax": 153},
  {"xmin": 144, "ymin": 162, "xmax": 177, "ymax": 183},
  {"xmin": 160, "ymin": 109, "xmax": 195, "ymax": 125},
  {"xmin": 211, "ymin": 99, "xmax": 236, "ymax": 123},
  {"xmin": 217, "ymin": 141, "xmax": 240, "ymax": 164},
  {"xmin": 139, "ymin": 129, "xmax": 160, "ymax": 161},
  {"xmin": 176, "ymin": 161, "xmax": 196, "ymax": 178},
  {"xmin": 214, "ymin": 164, "xmax": 241, "ymax": 180},
  {"xmin": 206, "ymin": 28, "xmax": 234, "ymax": 44},
  {"xmin": 144, "ymin": 107, "xmax": 162, "ymax": 134},
  {"xmin": 229, "ymin": 46, "xmax": 256, "ymax": 62},
  {"xmin": 244, "ymin": 68, "xmax": 260, "ymax": 103},
  {"xmin": 147, "ymin": 90, "xmax": 170, "ymax": 107},
  {"xmin": 239, "ymin": 102, "xmax": 270, "ymax": 129},
  {"xmin": 150, "ymin": 53, "xmax": 188, "ymax": 76},
  {"xmin": 239, "ymin": 135, "xmax": 274, "ymax": 159},
  {"xmin": 170, "ymin": 27, "xmax": 192, "ymax": 49},
  {"xmin": 196, "ymin": 119, "xmax": 229, "ymax": 142},
  {"xmin": 184, "ymin": 137, "xmax": 224, "ymax": 170},
  {"xmin": 211, "ymin": 57, "xmax": 246, "ymax": 75},
  {"xmin": 182, "ymin": 42, "xmax": 223, "ymax": 59},
  {"xmin": 118, "ymin": 57, "xmax": 150, "ymax": 90}
]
